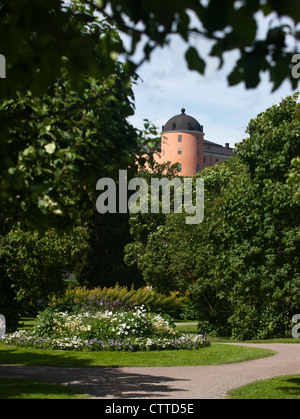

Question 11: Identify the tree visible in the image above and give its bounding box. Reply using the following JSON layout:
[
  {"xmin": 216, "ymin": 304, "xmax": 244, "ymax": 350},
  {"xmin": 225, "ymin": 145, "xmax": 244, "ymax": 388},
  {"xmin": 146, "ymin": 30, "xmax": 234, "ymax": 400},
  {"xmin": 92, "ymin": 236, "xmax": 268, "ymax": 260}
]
[
  {"xmin": 0, "ymin": 53, "xmax": 159, "ymax": 234},
  {"xmin": 1, "ymin": 1, "xmax": 299, "ymax": 230},
  {"xmin": 124, "ymin": 162, "xmax": 183, "ymax": 293},
  {"xmin": 235, "ymin": 93, "xmax": 300, "ymax": 183},
  {"xmin": 0, "ymin": 0, "xmax": 121, "ymax": 100},
  {"xmin": 287, "ymin": 156, "xmax": 300, "ymax": 203},
  {"xmin": 189, "ymin": 95, "xmax": 300, "ymax": 338},
  {"xmin": 88, "ymin": 0, "xmax": 300, "ymax": 91},
  {"xmin": 75, "ymin": 212, "xmax": 144, "ymax": 289},
  {"xmin": 1, "ymin": 0, "xmax": 300, "ymax": 103},
  {"xmin": 125, "ymin": 95, "xmax": 300, "ymax": 338},
  {"xmin": 0, "ymin": 12, "xmax": 160, "ymax": 328},
  {"xmin": 0, "ymin": 4, "xmax": 160, "ymax": 232},
  {"xmin": 124, "ymin": 158, "xmax": 243, "ymax": 294},
  {"xmin": 0, "ymin": 226, "xmax": 88, "ymax": 331}
]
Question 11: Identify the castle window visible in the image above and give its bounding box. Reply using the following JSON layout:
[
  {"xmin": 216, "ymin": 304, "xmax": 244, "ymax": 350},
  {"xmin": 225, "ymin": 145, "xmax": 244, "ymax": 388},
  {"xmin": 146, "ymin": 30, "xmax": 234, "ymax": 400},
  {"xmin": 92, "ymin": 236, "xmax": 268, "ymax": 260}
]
[
  {"xmin": 203, "ymin": 157, "xmax": 206, "ymax": 163},
  {"xmin": 178, "ymin": 135, "xmax": 182, "ymax": 142},
  {"xmin": 178, "ymin": 148, "xmax": 182, "ymax": 155},
  {"xmin": 197, "ymin": 136, "xmax": 200, "ymax": 143},
  {"xmin": 162, "ymin": 149, "xmax": 165, "ymax": 156},
  {"xmin": 196, "ymin": 164, "xmax": 200, "ymax": 173},
  {"xmin": 177, "ymin": 163, "xmax": 182, "ymax": 172},
  {"xmin": 197, "ymin": 149, "xmax": 200, "ymax": 156},
  {"xmin": 172, "ymin": 123, "xmax": 176, "ymax": 130}
]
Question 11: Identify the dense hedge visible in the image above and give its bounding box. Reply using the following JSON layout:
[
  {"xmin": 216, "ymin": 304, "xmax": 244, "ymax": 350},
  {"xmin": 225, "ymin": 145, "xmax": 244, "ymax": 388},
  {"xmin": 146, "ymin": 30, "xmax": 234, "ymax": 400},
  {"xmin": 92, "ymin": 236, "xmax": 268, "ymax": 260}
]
[{"xmin": 49, "ymin": 284, "xmax": 186, "ymax": 319}]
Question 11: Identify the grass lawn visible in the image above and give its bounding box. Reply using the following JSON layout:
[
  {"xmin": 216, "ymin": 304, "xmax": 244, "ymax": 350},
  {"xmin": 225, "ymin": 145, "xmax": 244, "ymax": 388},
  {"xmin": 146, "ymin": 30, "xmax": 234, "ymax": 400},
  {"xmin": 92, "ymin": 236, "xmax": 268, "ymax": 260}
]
[
  {"xmin": 0, "ymin": 318, "xmax": 276, "ymax": 367},
  {"xmin": 0, "ymin": 341, "xmax": 274, "ymax": 368},
  {"xmin": 0, "ymin": 338, "xmax": 275, "ymax": 399},
  {"xmin": 1, "ymin": 317, "xmax": 297, "ymax": 399},
  {"xmin": 0, "ymin": 322, "xmax": 275, "ymax": 400},
  {"xmin": 227, "ymin": 375, "xmax": 300, "ymax": 399},
  {"xmin": 0, "ymin": 377, "xmax": 89, "ymax": 399},
  {"xmin": 175, "ymin": 323, "xmax": 198, "ymax": 333}
]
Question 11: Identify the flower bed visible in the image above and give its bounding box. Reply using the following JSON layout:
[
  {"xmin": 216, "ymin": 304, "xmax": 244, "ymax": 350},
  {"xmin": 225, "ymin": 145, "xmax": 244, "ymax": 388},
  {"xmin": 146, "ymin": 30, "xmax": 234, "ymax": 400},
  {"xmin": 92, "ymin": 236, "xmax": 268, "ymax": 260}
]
[
  {"xmin": 1, "ymin": 304, "xmax": 209, "ymax": 352},
  {"xmin": 2, "ymin": 329, "xmax": 208, "ymax": 351}
]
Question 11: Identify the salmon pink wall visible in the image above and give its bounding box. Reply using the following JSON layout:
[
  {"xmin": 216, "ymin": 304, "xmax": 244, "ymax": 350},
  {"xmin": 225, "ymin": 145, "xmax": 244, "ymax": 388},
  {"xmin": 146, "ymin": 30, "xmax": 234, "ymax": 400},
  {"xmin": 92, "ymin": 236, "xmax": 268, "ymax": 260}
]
[{"xmin": 157, "ymin": 131, "xmax": 204, "ymax": 177}]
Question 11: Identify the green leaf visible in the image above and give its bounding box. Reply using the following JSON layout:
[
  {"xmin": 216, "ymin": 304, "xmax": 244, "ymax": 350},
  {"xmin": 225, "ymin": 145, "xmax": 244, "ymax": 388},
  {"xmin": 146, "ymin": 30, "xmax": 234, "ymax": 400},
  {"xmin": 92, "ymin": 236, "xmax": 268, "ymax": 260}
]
[
  {"xmin": 203, "ymin": 0, "xmax": 232, "ymax": 33},
  {"xmin": 185, "ymin": 46, "xmax": 206, "ymax": 74},
  {"xmin": 232, "ymin": 7, "xmax": 257, "ymax": 45}
]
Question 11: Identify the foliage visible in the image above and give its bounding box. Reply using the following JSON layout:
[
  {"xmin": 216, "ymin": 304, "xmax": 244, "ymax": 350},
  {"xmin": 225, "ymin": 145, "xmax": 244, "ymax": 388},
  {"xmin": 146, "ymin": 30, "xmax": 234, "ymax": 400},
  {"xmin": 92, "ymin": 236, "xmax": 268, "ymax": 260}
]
[
  {"xmin": 287, "ymin": 156, "xmax": 300, "ymax": 203},
  {"xmin": 0, "ymin": 12, "xmax": 160, "ymax": 234},
  {"xmin": 125, "ymin": 94, "xmax": 300, "ymax": 339},
  {"xmin": 193, "ymin": 96, "xmax": 300, "ymax": 338},
  {"xmin": 74, "ymin": 212, "xmax": 144, "ymax": 290},
  {"xmin": 191, "ymin": 171, "xmax": 299, "ymax": 339},
  {"xmin": 124, "ymin": 157, "xmax": 245, "ymax": 293},
  {"xmin": 2, "ymin": 304, "xmax": 209, "ymax": 352},
  {"xmin": 49, "ymin": 284, "xmax": 186, "ymax": 319},
  {"xmin": 235, "ymin": 93, "xmax": 300, "ymax": 183},
  {"xmin": 0, "ymin": 0, "xmax": 123, "ymax": 100},
  {"xmin": 124, "ymin": 161, "xmax": 187, "ymax": 293},
  {"xmin": 90, "ymin": 0, "xmax": 300, "ymax": 91},
  {"xmin": 0, "ymin": 64, "xmax": 159, "ymax": 234},
  {"xmin": 0, "ymin": 226, "xmax": 88, "ymax": 331},
  {"xmin": 1, "ymin": 0, "xmax": 300, "ymax": 103},
  {"xmin": 0, "ymin": 9, "xmax": 161, "ymax": 328}
]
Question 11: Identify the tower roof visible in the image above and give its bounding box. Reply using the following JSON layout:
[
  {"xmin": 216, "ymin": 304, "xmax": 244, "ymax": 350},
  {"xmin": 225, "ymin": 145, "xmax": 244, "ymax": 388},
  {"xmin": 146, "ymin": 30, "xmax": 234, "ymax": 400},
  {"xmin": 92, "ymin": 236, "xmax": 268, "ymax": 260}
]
[{"xmin": 162, "ymin": 108, "xmax": 202, "ymax": 132}]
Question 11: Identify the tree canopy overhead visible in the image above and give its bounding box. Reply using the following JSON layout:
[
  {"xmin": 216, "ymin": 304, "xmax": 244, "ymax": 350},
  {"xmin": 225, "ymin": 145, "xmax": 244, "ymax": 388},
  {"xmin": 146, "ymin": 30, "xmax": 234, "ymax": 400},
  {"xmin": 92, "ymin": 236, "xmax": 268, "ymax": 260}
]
[
  {"xmin": 93, "ymin": 0, "xmax": 300, "ymax": 91},
  {"xmin": 0, "ymin": 16, "xmax": 160, "ymax": 233},
  {"xmin": 1, "ymin": 0, "xmax": 300, "ymax": 101},
  {"xmin": 0, "ymin": 0, "xmax": 127, "ymax": 99}
]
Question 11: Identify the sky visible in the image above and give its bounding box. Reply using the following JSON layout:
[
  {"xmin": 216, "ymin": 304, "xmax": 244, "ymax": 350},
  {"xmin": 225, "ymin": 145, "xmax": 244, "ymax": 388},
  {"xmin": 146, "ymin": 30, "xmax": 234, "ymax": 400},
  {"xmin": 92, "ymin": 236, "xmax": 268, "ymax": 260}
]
[{"xmin": 127, "ymin": 12, "xmax": 299, "ymax": 149}]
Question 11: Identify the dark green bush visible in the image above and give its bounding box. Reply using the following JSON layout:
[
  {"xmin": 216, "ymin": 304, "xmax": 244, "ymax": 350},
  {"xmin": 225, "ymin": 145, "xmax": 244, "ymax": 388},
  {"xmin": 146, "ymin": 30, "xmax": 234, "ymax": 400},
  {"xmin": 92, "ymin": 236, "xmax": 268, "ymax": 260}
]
[{"xmin": 49, "ymin": 284, "xmax": 186, "ymax": 319}]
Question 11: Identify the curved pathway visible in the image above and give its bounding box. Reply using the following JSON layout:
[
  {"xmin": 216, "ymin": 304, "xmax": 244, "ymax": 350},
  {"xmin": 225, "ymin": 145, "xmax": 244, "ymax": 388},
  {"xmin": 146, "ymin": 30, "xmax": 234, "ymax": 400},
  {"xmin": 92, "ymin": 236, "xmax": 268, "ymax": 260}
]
[{"xmin": 0, "ymin": 343, "xmax": 299, "ymax": 399}]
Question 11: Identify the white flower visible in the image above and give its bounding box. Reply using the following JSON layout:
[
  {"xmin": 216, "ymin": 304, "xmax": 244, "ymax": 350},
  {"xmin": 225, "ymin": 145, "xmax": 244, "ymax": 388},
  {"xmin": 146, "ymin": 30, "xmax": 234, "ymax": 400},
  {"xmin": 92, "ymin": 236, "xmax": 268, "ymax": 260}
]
[{"xmin": 44, "ymin": 142, "xmax": 56, "ymax": 154}]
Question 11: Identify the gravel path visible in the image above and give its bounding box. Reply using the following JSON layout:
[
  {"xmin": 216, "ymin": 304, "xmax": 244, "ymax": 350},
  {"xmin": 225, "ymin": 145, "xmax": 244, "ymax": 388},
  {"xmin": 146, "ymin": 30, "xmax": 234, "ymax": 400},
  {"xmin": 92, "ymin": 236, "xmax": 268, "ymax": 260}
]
[{"xmin": 0, "ymin": 343, "xmax": 299, "ymax": 399}]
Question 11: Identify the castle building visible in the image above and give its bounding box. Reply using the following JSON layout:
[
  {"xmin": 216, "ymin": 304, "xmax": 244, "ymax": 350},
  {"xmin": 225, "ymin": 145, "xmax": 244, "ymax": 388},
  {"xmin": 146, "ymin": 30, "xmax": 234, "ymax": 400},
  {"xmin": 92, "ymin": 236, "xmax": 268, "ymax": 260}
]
[{"xmin": 155, "ymin": 108, "xmax": 233, "ymax": 176}]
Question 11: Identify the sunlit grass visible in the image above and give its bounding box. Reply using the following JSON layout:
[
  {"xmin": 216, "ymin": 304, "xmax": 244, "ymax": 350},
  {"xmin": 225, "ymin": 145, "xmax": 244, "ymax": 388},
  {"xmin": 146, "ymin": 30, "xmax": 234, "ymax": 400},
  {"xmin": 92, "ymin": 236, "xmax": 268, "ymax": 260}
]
[
  {"xmin": 0, "ymin": 341, "xmax": 274, "ymax": 368},
  {"xmin": 227, "ymin": 375, "xmax": 300, "ymax": 399}
]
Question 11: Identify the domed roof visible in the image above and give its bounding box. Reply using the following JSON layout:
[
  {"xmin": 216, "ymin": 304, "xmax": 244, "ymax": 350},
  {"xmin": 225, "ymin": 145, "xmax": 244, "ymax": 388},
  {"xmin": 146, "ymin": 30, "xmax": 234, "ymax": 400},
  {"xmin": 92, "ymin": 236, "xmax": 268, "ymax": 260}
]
[{"xmin": 162, "ymin": 108, "xmax": 202, "ymax": 132}]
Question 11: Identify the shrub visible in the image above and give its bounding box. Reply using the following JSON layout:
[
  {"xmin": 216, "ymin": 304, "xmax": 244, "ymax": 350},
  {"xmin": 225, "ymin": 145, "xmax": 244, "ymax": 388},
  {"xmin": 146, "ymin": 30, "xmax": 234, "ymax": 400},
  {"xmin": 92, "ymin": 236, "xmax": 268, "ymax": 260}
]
[
  {"xmin": 34, "ymin": 305, "xmax": 175, "ymax": 341},
  {"xmin": 49, "ymin": 284, "xmax": 186, "ymax": 318},
  {"xmin": 2, "ymin": 305, "xmax": 209, "ymax": 352}
]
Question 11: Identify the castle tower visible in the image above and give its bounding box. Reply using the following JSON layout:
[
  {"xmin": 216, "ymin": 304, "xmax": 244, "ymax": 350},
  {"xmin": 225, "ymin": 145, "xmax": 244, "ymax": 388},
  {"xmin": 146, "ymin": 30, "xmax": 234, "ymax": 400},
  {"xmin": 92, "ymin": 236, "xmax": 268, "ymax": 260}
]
[{"xmin": 159, "ymin": 108, "xmax": 204, "ymax": 177}]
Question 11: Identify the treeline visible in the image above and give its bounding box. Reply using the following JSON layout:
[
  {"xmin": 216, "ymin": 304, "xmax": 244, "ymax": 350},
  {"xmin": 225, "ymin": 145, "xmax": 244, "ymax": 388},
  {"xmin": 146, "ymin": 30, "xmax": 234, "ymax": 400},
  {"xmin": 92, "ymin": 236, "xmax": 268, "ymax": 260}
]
[{"xmin": 125, "ymin": 94, "xmax": 300, "ymax": 339}]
